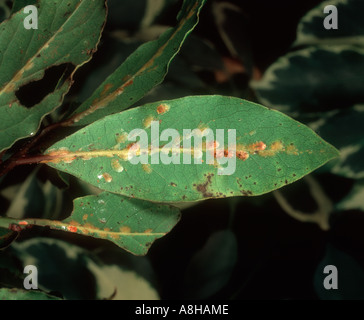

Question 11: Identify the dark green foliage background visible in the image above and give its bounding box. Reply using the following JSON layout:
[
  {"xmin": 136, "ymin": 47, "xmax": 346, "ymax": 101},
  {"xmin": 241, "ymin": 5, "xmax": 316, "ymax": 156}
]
[{"xmin": 0, "ymin": 0, "xmax": 363, "ymax": 300}]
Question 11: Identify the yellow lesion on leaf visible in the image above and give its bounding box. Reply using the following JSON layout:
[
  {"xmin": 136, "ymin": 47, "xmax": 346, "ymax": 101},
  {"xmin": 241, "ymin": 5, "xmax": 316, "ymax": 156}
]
[
  {"xmin": 116, "ymin": 131, "xmax": 128, "ymax": 144},
  {"xmin": 197, "ymin": 123, "xmax": 210, "ymax": 134},
  {"xmin": 286, "ymin": 144, "xmax": 299, "ymax": 155},
  {"xmin": 111, "ymin": 159, "xmax": 124, "ymax": 173},
  {"xmin": 82, "ymin": 222, "xmax": 95, "ymax": 229},
  {"xmin": 236, "ymin": 140, "xmax": 299, "ymax": 160},
  {"xmin": 142, "ymin": 163, "xmax": 152, "ymax": 174},
  {"xmin": 120, "ymin": 226, "xmax": 131, "ymax": 233},
  {"xmin": 143, "ymin": 115, "xmax": 155, "ymax": 128},
  {"xmin": 236, "ymin": 150, "xmax": 249, "ymax": 161},
  {"xmin": 257, "ymin": 141, "xmax": 284, "ymax": 157}
]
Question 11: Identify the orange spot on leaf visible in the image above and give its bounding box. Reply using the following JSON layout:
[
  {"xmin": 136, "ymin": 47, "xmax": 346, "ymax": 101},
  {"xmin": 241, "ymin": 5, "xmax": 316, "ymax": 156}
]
[
  {"xmin": 124, "ymin": 79, "xmax": 134, "ymax": 87},
  {"xmin": 100, "ymin": 83, "xmax": 113, "ymax": 97},
  {"xmin": 251, "ymin": 141, "xmax": 267, "ymax": 151},
  {"xmin": 236, "ymin": 150, "xmax": 249, "ymax": 161},
  {"xmin": 224, "ymin": 149, "xmax": 234, "ymax": 158},
  {"xmin": 67, "ymin": 225, "xmax": 78, "ymax": 233},
  {"xmin": 156, "ymin": 104, "xmax": 170, "ymax": 115},
  {"xmin": 120, "ymin": 226, "xmax": 131, "ymax": 233},
  {"xmin": 102, "ymin": 173, "xmax": 112, "ymax": 183}
]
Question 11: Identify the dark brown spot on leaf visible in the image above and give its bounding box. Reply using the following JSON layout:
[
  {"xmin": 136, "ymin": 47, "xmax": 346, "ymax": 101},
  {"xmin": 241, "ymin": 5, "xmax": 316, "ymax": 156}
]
[{"xmin": 195, "ymin": 173, "xmax": 214, "ymax": 198}]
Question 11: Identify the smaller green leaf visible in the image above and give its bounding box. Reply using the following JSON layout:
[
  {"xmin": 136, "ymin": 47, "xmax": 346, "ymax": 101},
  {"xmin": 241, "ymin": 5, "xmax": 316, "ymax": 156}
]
[
  {"xmin": 4, "ymin": 192, "xmax": 181, "ymax": 256},
  {"xmin": 0, "ymin": 288, "xmax": 61, "ymax": 300},
  {"xmin": 60, "ymin": 192, "xmax": 181, "ymax": 255}
]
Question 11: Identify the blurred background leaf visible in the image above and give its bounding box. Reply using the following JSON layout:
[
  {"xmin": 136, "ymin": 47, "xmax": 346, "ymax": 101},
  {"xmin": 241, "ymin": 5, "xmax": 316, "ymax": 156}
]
[
  {"xmin": 4, "ymin": 237, "xmax": 160, "ymax": 300},
  {"xmin": 182, "ymin": 230, "xmax": 238, "ymax": 299}
]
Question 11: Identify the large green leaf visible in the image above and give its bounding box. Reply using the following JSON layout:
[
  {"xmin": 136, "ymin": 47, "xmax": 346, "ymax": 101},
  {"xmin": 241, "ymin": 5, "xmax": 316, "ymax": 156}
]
[
  {"xmin": 68, "ymin": 0, "xmax": 206, "ymax": 126},
  {"xmin": 0, "ymin": 0, "xmax": 106, "ymax": 151},
  {"xmin": 44, "ymin": 95, "xmax": 339, "ymax": 202}
]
